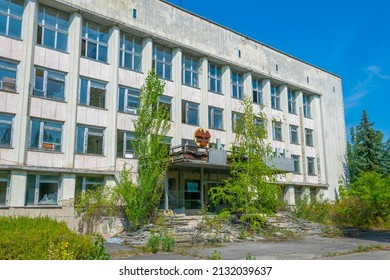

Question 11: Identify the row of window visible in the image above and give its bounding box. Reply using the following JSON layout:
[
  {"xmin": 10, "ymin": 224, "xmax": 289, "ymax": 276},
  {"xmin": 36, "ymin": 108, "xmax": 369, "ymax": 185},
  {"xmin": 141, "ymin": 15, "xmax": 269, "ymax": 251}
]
[
  {"xmin": 291, "ymin": 155, "xmax": 316, "ymax": 175},
  {"xmin": 0, "ymin": 172, "xmax": 104, "ymax": 206},
  {"xmin": 1, "ymin": 114, "xmax": 315, "ymax": 159},
  {"xmin": 0, "ymin": 1, "xmax": 314, "ymax": 114},
  {"xmin": 273, "ymin": 122, "xmax": 314, "ymax": 147},
  {"xmin": 1, "ymin": 59, "xmax": 313, "ymax": 121}
]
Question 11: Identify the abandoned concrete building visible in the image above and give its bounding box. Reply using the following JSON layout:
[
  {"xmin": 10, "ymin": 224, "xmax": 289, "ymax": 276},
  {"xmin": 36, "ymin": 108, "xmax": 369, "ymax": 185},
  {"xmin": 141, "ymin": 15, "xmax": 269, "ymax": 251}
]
[{"xmin": 0, "ymin": 0, "xmax": 347, "ymax": 228}]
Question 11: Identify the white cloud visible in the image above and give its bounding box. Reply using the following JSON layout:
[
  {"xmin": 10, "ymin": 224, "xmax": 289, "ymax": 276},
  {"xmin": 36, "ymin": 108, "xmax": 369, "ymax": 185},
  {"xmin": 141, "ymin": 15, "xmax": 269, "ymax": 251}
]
[{"xmin": 366, "ymin": 65, "xmax": 390, "ymax": 80}]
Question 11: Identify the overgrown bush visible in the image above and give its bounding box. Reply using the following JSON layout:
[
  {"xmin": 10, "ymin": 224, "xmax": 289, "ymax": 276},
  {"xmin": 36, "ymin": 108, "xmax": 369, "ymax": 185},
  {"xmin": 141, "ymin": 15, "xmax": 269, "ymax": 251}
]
[
  {"xmin": 147, "ymin": 229, "xmax": 176, "ymax": 253},
  {"xmin": 332, "ymin": 172, "xmax": 390, "ymax": 228},
  {"xmin": 0, "ymin": 216, "xmax": 109, "ymax": 260},
  {"xmin": 293, "ymin": 194, "xmax": 330, "ymax": 224},
  {"xmin": 74, "ymin": 185, "xmax": 122, "ymax": 234}
]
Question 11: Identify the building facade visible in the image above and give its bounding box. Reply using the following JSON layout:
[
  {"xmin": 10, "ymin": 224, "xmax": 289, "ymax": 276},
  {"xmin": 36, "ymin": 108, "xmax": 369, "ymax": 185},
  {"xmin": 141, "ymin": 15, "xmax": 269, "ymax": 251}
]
[{"xmin": 0, "ymin": 0, "xmax": 347, "ymax": 228}]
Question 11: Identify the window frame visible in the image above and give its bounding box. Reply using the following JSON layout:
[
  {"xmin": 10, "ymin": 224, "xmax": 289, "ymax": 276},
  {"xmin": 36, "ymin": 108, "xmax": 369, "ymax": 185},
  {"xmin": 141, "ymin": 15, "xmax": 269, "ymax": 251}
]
[
  {"xmin": 119, "ymin": 33, "xmax": 142, "ymax": 72},
  {"xmin": 33, "ymin": 67, "xmax": 65, "ymax": 100},
  {"xmin": 79, "ymin": 77, "xmax": 107, "ymax": 109},
  {"xmin": 303, "ymin": 94, "xmax": 312, "ymax": 118},
  {"xmin": 81, "ymin": 21, "xmax": 108, "ymax": 62},
  {"xmin": 0, "ymin": 59, "xmax": 17, "ymax": 92},
  {"xmin": 37, "ymin": 5, "xmax": 69, "ymax": 51},
  {"xmin": 292, "ymin": 155, "xmax": 301, "ymax": 174},
  {"xmin": 26, "ymin": 174, "xmax": 61, "ymax": 206},
  {"xmin": 158, "ymin": 95, "xmax": 172, "ymax": 121},
  {"xmin": 288, "ymin": 89, "xmax": 297, "ymax": 114},
  {"xmin": 271, "ymin": 84, "xmax": 281, "ymax": 110},
  {"xmin": 118, "ymin": 85, "xmax": 140, "ymax": 115},
  {"xmin": 289, "ymin": 125, "xmax": 299, "ymax": 144},
  {"xmin": 0, "ymin": 113, "xmax": 14, "ymax": 147},
  {"xmin": 0, "ymin": 172, "xmax": 10, "ymax": 206},
  {"xmin": 252, "ymin": 78, "xmax": 263, "ymax": 105},
  {"xmin": 272, "ymin": 121, "xmax": 283, "ymax": 141},
  {"xmin": 208, "ymin": 62, "xmax": 222, "ymax": 94},
  {"xmin": 305, "ymin": 128, "xmax": 314, "ymax": 147},
  {"xmin": 152, "ymin": 44, "xmax": 172, "ymax": 80},
  {"xmin": 182, "ymin": 100, "xmax": 199, "ymax": 126},
  {"xmin": 231, "ymin": 111, "xmax": 243, "ymax": 133},
  {"xmin": 76, "ymin": 176, "xmax": 105, "ymax": 196},
  {"xmin": 117, "ymin": 130, "xmax": 136, "ymax": 159},
  {"xmin": 182, "ymin": 54, "xmax": 199, "ymax": 88},
  {"xmin": 76, "ymin": 125, "xmax": 105, "ymax": 155},
  {"xmin": 307, "ymin": 157, "xmax": 316, "ymax": 176},
  {"xmin": 29, "ymin": 118, "xmax": 63, "ymax": 152},
  {"xmin": 231, "ymin": 71, "xmax": 243, "ymax": 100},
  {"xmin": 0, "ymin": 0, "xmax": 23, "ymax": 39},
  {"xmin": 208, "ymin": 106, "xmax": 223, "ymax": 130}
]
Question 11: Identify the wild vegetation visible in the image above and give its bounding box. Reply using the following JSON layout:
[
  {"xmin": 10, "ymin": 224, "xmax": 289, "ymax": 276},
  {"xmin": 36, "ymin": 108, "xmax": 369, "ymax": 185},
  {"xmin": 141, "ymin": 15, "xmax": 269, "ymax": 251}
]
[
  {"xmin": 118, "ymin": 70, "xmax": 171, "ymax": 229},
  {"xmin": 209, "ymin": 95, "xmax": 281, "ymax": 230},
  {"xmin": 0, "ymin": 216, "xmax": 109, "ymax": 260},
  {"xmin": 295, "ymin": 110, "xmax": 390, "ymax": 229}
]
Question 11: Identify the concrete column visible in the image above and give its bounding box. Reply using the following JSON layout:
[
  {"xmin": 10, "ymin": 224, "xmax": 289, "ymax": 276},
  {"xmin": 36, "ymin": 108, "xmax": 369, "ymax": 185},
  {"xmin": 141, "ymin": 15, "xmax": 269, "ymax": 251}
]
[
  {"xmin": 222, "ymin": 65, "xmax": 232, "ymax": 149},
  {"xmin": 243, "ymin": 72, "xmax": 252, "ymax": 101},
  {"xmin": 63, "ymin": 12, "xmax": 82, "ymax": 168},
  {"xmin": 13, "ymin": 0, "xmax": 38, "ymax": 165},
  {"xmin": 9, "ymin": 171, "xmax": 27, "ymax": 207},
  {"xmin": 142, "ymin": 37, "xmax": 153, "ymax": 74},
  {"xmin": 313, "ymin": 96, "xmax": 326, "ymax": 184},
  {"xmin": 172, "ymin": 48, "xmax": 182, "ymax": 146},
  {"xmin": 283, "ymin": 185, "xmax": 295, "ymax": 206},
  {"xmin": 62, "ymin": 174, "xmax": 76, "ymax": 201},
  {"xmin": 106, "ymin": 26, "xmax": 120, "ymax": 170},
  {"xmin": 279, "ymin": 84, "xmax": 288, "ymax": 143},
  {"xmin": 296, "ymin": 90, "xmax": 307, "ymax": 181},
  {"xmin": 262, "ymin": 79, "xmax": 272, "ymax": 143},
  {"xmin": 199, "ymin": 57, "xmax": 208, "ymax": 128}
]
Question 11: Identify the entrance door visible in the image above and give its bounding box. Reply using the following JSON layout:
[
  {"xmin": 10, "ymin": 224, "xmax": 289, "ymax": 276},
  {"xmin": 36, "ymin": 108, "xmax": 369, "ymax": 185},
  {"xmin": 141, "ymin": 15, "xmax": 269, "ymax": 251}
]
[{"xmin": 184, "ymin": 180, "xmax": 201, "ymax": 209}]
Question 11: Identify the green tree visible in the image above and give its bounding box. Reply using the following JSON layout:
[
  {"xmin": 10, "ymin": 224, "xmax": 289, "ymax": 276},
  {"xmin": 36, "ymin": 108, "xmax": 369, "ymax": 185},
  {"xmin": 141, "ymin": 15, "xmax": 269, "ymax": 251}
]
[
  {"xmin": 379, "ymin": 137, "xmax": 390, "ymax": 176},
  {"xmin": 354, "ymin": 110, "xmax": 383, "ymax": 175},
  {"xmin": 209, "ymin": 95, "xmax": 280, "ymax": 229},
  {"xmin": 118, "ymin": 71, "xmax": 171, "ymax": 229},
  {"xmin": 347, "ymin": 127, "xmax": 358, "ymax": 182}
]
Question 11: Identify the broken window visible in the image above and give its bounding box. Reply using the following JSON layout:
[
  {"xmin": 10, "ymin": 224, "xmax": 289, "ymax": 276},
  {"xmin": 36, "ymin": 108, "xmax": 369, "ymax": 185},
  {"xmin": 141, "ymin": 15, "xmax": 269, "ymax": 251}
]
[
  {"xmin": 81, "ymin": 21, "xmax": 108, "ymax": 62},
  {"xmin": 231, "ymin": 111, "xmax": 243, "ymax": 133},
  {"xmin": 29, "ymin": 119, "xmax": 63, "ymax": 151},
  {"xmin": 209, "ymin": 106, "xmax": 223, "ymax": 130},
  {"xmin": 120, "ymin": 33, "xmax": 142, "ymax": 72},
  {"xmin": 307, "ymin": 157, "xmax": 316, "ymax": 175},
  {"xmin": 0, "ymin": 0, "xmax": 23, "ymax": 39},
  {"xmin": 290, "ymin": 125, "xmax": 299, "ymax": 144},
  {"xmin": 118, "ymin": 86, "xmax": 140, "ymax": 114},
  {"xmin": 34, "ymin": 68, "xmax": 65, "ymax": 100},
  {"xmin": 0, "ymin": 172, "xmax": 9, "ymax": 206},
  {"xmin": 231, "ymin": 71, "xmax": 243, "ymax": 99},
  {"xmin": 117, "ymin": 130, "xmax": 136, "ymax": 158},
  {"xmin": 152, "ymin": 44, "xmax": 172, "ymax": 80},
  {"xmin": 26, "ymin": 174, "xmax": 60, "ymax": 205},
  {"xmin": 208, "ymin": 62, "xmax": 222, "ymax": 94},
  {"xmin": 75, "ymin": 176, "xmax": 104, "ymax": 196},
  {"xmin": 272, "ymin": 121, "xmax": 282, "ymax": 141},
  {"xmin": 305, "ymin": 128, "xmax": 314, "ymax": 147},
  {"xmin": 37, "ymin": 5, "xmax": 69, "ymax": 51},
  {"xmin": 79, "ymin": 77, "xmax": 106, "ymax": 108},
  {"xmin": 303, "ymin": 94, "xmax": 312, "ymax": 118},
  {"xmin": 76, "ymin": 125, "xmax": 104, "ymax": 155},
  {"xmin": 0, "ymin": 59, "xmax": 17, "ymax": 92},
  {"xmin": 0, "ymin": 113, "xmax": 13, "ymax": 147},
  {"xmin": 182, "ymin": 100, "xmax": 199, "ymax": 125},
  {"xmin": 252, "ymin": 78, "xmax": 263, "ymax": 105},
  {"xmin": 182, "ymin": 54, "xmax": 199, "ymax": 87},
  {"xmin": 288, "ymin": 89, "xmax": 297, "ymax": 114},
  {"xmin": 271, "ymin": 84, "xmax": 281, "ymax": 110}
]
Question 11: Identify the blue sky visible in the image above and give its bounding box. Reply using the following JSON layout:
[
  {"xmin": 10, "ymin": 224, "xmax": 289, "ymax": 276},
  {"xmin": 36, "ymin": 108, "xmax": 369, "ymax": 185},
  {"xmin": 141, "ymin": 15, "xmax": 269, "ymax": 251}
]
[{"xmin": 166, "ymin": 0, "xmax": 390, "ymax": 141}]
